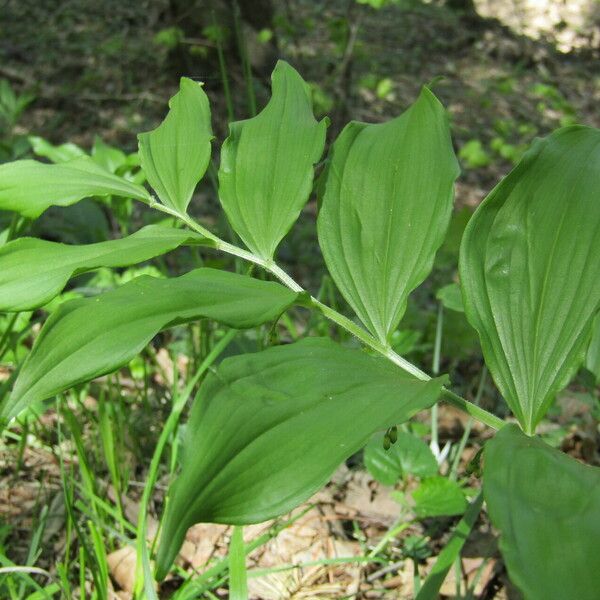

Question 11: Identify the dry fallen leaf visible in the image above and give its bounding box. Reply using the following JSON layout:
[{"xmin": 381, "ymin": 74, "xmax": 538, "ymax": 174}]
[{"xmin": 107, "ymin": 546, "xmax": 137, "ymax": 594}]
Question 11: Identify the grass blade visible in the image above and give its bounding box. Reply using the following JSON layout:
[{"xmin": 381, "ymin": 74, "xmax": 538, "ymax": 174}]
[
  {"xmin": 228, "ymin": 527, "xmax": 247, "ymax": 600},
  {"xmin": 416, "ymin": 492, "xmax": 483, "ymax": 600}
]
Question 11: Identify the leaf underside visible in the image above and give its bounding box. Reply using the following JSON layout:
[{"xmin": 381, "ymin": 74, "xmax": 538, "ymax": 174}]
[
  {"xmin": 586, "ymin": 314, "xmax": 600, "ymax": 382},
  {"xmin": 138, "ymin": 77, "xmax": 213, "ymax": 214}
]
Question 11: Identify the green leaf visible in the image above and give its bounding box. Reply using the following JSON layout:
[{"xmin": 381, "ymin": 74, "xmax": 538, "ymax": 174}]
[
  {"xmin": 484, "ymin": 424, "xmax": 600, "ymax": 600},
  {"xmin": 155, "ymin": 337, "xmax": 445, "ymax": 580},
  {"xmin": 411, "ymin": 476, "xmax": 467, "ymax": 518},
  {"xmin": 1, "ymin": 269, "xmax": 298, "ymax": 422},
  {"xmin": 460, "ymin": 126, "xmax": 600, "ymax": 433},
  {"xmin": 0, "ymin": 224, "xmax": 211, "ymax": 311},
  {"xmin": 317, "ymin": 87, "xmax": 459, "ymax": 344},
  {"xmin": 29, "ymin": 136, "xmax": 86, "ymax": 163},
  {"xmin": 218, "ymin": 61, "xmax": 327, "ymax": 260},
  {"xmin": 91, "ymin": 137, "xmax": 127, "ymax": 173},
  {"xmin": 586, "ymin": 314, "xmax": 600, "ymax": 383},
  {"xmin": 435, "ymin": 283, "xmax": 464, "ymax": 313},
  {"xmin": 0, "ymin": 157, "xmax": 151, "ymax": 218},
  {"xmin": 138, "ymin": 77, "xmax": 213, "ymax": 214},
  {"xmin": 364, "ymin": 431, "xmax": 438, "ymax": 485}
]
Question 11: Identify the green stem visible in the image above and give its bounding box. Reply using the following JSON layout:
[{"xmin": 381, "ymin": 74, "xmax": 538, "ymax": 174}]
[
  {"xmin": 212, "ymin": 11, "xmax": 235, "ymax": 123},
  {"xmin": 152, "ymin": 206, "xmax": 504, "ymax": 432},
  {"xmin": 450, "ymin": 365, "xmax": 487, "ymax": 480},
  {"xmin": 441, "ymin": 388, "xmax": 503, "ymax": 430},
  {"xmin": 431, "ymin": 303, "xmax": 444, "ymax": 451}
]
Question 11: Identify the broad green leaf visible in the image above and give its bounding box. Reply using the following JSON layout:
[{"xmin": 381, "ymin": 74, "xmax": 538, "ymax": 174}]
[
  {"xmin": 317, "ymin": 87, "xmax": 459, "ymax": 344},
  {"xmin": 484, "ymin": 424, "xmax": 600, "ymax": 600},
  {"xmin": 586, "ymin": 314, "xmax": 600, "ymax": 382},
  {"xmin": 0, "ymin": 224, "xmax": 211, "ymax": 311},
  {"xmin": 411, "ymin": 476, "xmax": 467, "ymax": 518},
  {"xmin": 155, "ymin": 337, "xmax": 445, "ymax": 579},
  {"xmin": 460, "ymin": 126, "xmax": 600, "ymax": 433},
  {"xmin": 138, "ymin": 77, "xmax": 212, "ymax": 214},
  {"xmin": 0, "ymin": 157, "xmax": 151, "ymax": 218},
  {"xmin": 364, "ymin": 431, "xmax": 438, "ymax": 485},
  {"xmin": 435, "ymin": 283, "xmax": 464, "ymax": 313},
  {"xmin": 1, "ymin": 269, "xmax": 298, "ymax": 422},
  {"xmin": 29, "ymin": 136, "xmax": 86, "ymax": 163},
  {"xmin": 218, "ymin": 60, "xmax": 327, "ymax": 260}
]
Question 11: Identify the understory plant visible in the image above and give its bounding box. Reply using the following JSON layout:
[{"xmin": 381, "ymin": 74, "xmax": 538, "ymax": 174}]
[{"xmin": 0, "ymin": 60, "xmax": 599, "ymax": 599}]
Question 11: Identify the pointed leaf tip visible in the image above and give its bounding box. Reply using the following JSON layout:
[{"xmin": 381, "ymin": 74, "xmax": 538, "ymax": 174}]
[
  {"xmin": 138, "ymin": 77, "xmax": 213, "ymax": 213},
  {"xmin": 2, "ymin": 269, "xmax": 298, "ymax": 422},
  {"xmin": 218, "ymin": 60, "xmax": 327, "ymax": 260},
  {"xmin": 460, "ymin": 126, "xmax": 600, "ymax": 432},
  {"xmin": 317, "ymin": 87, "xmax": 459, "ymax": 343}
]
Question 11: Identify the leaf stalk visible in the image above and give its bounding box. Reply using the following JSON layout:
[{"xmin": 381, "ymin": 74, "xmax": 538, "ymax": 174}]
[{"xmin": 153, "ymin": 204, "xmax": 504, "ymax": 432}]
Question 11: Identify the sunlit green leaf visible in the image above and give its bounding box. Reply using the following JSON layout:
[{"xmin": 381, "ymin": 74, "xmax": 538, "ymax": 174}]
[
  {"xmin": 155, "ymin": 337, "xmax": 445, "ymax": 580},
  {"xmin": 460, "ymin": 126, "xmax": 600, "ymax": 433},
  {"xmin": 484, "ymin": 424, "xmax": 600, "ymax": 600},
  {"xmin": 29, "ymin": 135, "xmax": 86, "ymax": 163},
  {"xmin": 218, "ymin": 60, "xmax": 327, "ymax": 260},
  {"xmin": 138, "ymin": 77, "xmax": 213, "ymax": 213},
  {"xmin": 91, "ymin": 136, "xmax": 127, "ymax": 173},
  {"xmin": 0, "ymin": 157, "xmax": 151, "ymax": 218},
  {"xmin": 364, "ymin": 431, "xmax": 438, "ymax": 485},
  {"xmin": 0, "ymin": 224, "xmax": 211, "ymax": 311},
  {"xmin": 2, "ymin": 269, "xmax": 298, "ymax": 422},
  {"xmin": 318, "ymin": 87, "xmax": 459, "ymax": 344},
  {"xmin": 412, "ymin": 476, "xmax": 467, "ymax": 517}
]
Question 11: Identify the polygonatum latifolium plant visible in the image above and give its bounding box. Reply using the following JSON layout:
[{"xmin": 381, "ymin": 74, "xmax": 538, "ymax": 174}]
[{"xmin": 0, "ymin": 59, "xmax": 599, "ymax": 598}]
